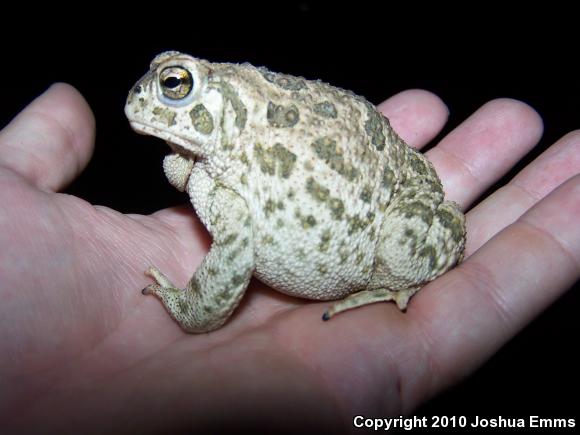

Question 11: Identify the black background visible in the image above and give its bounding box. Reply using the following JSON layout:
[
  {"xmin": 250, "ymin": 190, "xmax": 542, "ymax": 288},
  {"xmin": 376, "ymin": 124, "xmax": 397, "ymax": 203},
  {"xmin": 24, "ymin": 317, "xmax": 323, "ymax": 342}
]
[{"xmin": 1, "ymin": 3, "xmax": 578, "ymax": 431}]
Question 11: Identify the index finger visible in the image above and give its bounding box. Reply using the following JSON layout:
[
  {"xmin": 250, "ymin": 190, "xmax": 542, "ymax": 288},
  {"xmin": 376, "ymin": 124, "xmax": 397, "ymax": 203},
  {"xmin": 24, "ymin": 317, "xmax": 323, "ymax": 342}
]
[{"xmin": 425, "ymin": 99, "xmax": 543, "ymax": 208}]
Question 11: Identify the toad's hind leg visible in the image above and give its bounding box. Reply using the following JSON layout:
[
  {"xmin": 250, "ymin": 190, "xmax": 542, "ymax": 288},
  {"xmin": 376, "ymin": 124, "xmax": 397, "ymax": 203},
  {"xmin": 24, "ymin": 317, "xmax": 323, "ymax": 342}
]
[
  {"xmin": 322, "ymin": 286, "xmax": 421, "ymax": 321},
  {"xmin": 322, "ymin": 287, "xmax": 421, "ymax": 320},
  {"xmin": 143, "ymin": 185, "xmax": 255, "ymax": 333},
  {"xmin": 323, "ymin": 189, "xmax": 465, "ymax": 320}
]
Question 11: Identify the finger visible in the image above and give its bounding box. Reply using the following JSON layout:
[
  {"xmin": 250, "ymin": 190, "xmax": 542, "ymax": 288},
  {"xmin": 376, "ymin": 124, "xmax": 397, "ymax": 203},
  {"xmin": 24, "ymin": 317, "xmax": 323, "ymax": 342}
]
[
  {"xmin": 377, "ymin": 89, "xmax": 449, "ymax": 150},
  {"xmin": 426, "ymin": 99, "xmax": 543, "ymax": 208},
  {"xmin": 466, "ymin": 130, "xmax": 580, "ymax": 255},
  {"xmin": 0, "ymin": 83, "xmax": 95, "ymax": 192},
  {"xmin": 411, "ymin": 174, "xmax": 580, "ymax": 395}
]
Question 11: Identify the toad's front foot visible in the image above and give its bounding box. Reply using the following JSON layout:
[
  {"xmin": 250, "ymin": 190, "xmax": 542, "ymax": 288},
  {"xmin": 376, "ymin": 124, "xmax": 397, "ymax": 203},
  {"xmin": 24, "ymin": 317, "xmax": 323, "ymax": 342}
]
[
  {"xmin": 140, "ymin": 186, "xmax": 255, "ymax": 333},
  {"xmin": 143, "ymin": 266, "xmax": 176, "ymax": 295},
  {"xmin": 141, "ymin": 260, "xmax": 253, "ymax": 333}
]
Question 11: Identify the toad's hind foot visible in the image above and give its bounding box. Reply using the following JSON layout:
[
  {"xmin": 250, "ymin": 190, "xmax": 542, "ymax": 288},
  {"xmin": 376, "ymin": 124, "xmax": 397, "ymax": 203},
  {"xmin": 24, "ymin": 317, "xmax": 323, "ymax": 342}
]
[{"xmin": 322, "ymin": 286, "xmax": 421, "ymax": 321}]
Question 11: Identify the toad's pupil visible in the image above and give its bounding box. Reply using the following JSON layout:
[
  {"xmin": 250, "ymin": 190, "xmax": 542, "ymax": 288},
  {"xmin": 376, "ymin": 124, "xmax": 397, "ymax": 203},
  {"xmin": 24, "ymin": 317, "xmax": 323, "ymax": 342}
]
[{"xmin": 164, "ymin": 76, "xmax": 181, "ymax": 89}]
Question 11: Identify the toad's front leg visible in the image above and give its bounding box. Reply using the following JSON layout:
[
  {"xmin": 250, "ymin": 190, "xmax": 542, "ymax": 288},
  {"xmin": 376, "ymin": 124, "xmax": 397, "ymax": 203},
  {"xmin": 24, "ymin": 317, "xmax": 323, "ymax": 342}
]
[{"xmin": 144, "ymin": 186, "xmax": 255, "ymax": 333}]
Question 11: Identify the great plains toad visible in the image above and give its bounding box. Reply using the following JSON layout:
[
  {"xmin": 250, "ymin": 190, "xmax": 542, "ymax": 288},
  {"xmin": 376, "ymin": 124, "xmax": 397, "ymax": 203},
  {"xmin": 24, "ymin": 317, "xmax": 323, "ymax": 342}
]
[{"xmin": 125, "ymin": 51, "xmax": 466, "ymax": 333}]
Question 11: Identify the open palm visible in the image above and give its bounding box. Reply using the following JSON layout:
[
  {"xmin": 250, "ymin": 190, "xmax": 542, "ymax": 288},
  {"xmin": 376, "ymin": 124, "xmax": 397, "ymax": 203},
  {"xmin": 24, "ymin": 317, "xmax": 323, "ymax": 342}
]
[{"xmin": 1, "ymin": 84, "xmax": 578, "ymax": 433}]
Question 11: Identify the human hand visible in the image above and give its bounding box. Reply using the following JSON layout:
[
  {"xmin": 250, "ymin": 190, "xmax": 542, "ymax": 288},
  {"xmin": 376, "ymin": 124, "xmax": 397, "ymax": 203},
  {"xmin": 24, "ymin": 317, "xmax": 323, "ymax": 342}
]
[{"xmin": 1, "ymin": 84, "xmax": 578, "ymax": 433}]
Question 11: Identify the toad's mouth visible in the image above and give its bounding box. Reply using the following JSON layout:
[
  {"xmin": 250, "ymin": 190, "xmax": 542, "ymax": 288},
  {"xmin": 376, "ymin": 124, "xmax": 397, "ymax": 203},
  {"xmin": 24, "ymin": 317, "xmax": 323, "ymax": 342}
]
[{"xmin": 129, "ymin": 121, "xmax": 199, "ymax": 159}]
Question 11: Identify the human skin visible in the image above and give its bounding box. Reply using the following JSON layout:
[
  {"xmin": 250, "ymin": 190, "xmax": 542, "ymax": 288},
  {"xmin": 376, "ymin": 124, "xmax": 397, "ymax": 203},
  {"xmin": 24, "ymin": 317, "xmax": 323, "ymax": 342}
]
[{"xmin": 0, "ymin": 84, "xmax": 578, "ymax": 434}]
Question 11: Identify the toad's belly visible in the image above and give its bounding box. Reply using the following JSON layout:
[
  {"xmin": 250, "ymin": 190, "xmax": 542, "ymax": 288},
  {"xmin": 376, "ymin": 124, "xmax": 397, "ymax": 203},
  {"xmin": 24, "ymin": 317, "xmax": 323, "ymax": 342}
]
[{"xmin": 252, "ymin": 220, "xmax": 377, "ymax": 300}]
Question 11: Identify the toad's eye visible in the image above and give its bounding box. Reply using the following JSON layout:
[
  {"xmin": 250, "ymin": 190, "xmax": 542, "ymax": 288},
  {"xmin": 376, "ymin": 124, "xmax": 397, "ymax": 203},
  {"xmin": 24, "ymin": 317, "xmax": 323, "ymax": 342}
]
[{"xmin": 159, "ymin": 66, "xmax": 193, "ymax": 100}]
